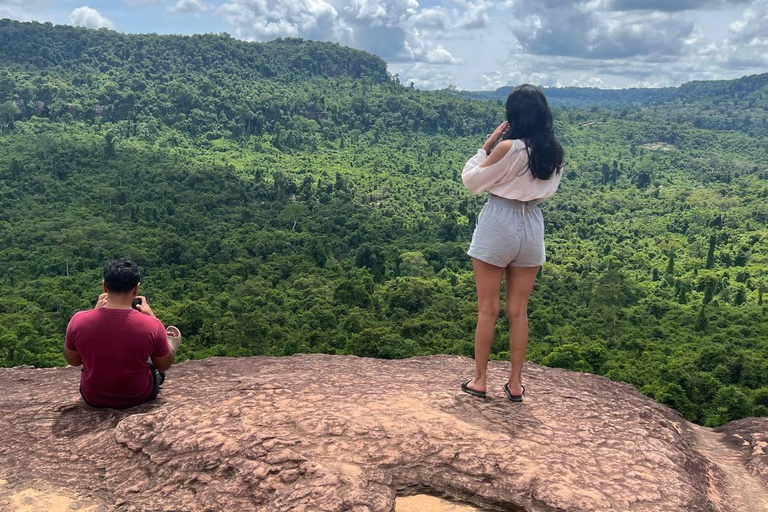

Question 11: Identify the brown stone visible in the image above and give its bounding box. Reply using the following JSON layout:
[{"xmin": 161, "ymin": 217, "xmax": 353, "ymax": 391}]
[{"xmin": 0, "ymin": 355, "xmax": 766, "ymax": 511}]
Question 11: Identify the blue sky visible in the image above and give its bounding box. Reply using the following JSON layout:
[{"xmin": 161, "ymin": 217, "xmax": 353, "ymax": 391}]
[{"xmin": 1, "ymin": 0, "xmax": 766, "ymax": 90}]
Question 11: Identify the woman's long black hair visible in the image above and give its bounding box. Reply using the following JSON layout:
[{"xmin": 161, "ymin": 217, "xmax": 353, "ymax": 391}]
[{"xmin": 502, "ymin": 84, "xmax": 564, "ymax": 180}]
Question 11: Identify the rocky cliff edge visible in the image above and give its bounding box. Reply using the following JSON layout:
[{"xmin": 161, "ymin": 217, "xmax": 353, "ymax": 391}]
[{"xmin": 1, "ymin": 355, "xmax": 767, "ymax": 511}]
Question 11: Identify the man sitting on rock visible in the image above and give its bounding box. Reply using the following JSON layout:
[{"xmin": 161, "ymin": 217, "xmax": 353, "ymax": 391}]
[{"xmin": 64, "ymin": 259, "xmax": 182, "ymax": 408}]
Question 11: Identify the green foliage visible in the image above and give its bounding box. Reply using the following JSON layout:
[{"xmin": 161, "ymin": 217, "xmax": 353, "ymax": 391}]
[
  {"xmin": 463, "ymin": 73, "xmax": 768, "ymax": 136},
  {"xmin": 0, "ymin": 21, "xmax": 766, "ymax": 427}
]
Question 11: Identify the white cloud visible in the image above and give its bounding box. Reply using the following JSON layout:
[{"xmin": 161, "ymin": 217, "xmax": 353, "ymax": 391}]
[
  {"xmin": 409, "ymin": 0, "xmax": 492, "ymax": 31},
  {"xmin": 343, "ymin": 0, "xmax": 418, "ymax": 26},
  {"xmin": 208, "ymin": 0, "xmax": 768, "ymax": 88},
  {"xmin": 169, "ymin": 0, "xmax": 211, "ymax": 13},
  {"xmin": 461, "ymin": 0, "xmax": 768, "ymax": 92},
  {"xmin": 0, "ymin": 0, "xmax": 47, "ymax": 20},
  {"xmin": 714, "ymin": 2, "xmax": 768, "ymax": 68},
  {"xmin": 454, "ymin": 0, "xmax": 490, "ymax": 29},
  {"xmin": 565, "ymin": 74, "xmax": 612, "ymax": 88},
  {"xmin": 389, "ymin": 62, "xmax": 458, "ymax": 89},
  {"xmin": 728, "ymin": 3, "xmax": 768, "ymax": 43},
  {"xmin": 472, "ymin": 48, "xmax": 714, "ymax": 92},
  {"xmin": 218, "ymin": 0, "xmax": 461, "ymax": 63},
  {"xmin": 68, "ymin": 6, "xmax": 115, "ymax": 30},
  {"xmin": 122, "ymin": 0, "xmax": 159, "ymax": 5},
  {"xmin": 609, "ymin": 0, "xmax": 751, "ymax": 12},
  {"xmin": 410, "ymin": 7, "xmax": 451, "ymax": 31},
  {"xmin": 219, "ymin": 0, "xmax": 353, "ymax": 44},
  {"xmin": 510, "ymin": 1, "xmax": 695, "ymax": 60},
  {"xmin": 402, "ymin": 39, "xmax": 461, "ymax": 63}
]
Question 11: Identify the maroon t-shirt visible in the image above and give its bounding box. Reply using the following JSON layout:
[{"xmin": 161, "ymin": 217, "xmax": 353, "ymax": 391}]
[{"xmin": 65, "ymin": 308, "xmax": 170, "ymax": 408}]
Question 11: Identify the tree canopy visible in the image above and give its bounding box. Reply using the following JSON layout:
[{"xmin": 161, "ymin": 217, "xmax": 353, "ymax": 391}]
[{"xmin": 0, "ymin": 20, "xmax": 767, "ymax": 427}]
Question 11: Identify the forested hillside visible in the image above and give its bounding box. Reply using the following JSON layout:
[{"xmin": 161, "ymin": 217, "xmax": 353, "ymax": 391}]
[
  {"xmin": 462, "ymin": 86, "xmax": 676, "ymax": 108},
  {"xmin": 0, "ymin": 19, "xmax": 766, "ymax": 427},
  {"xmin": 464, "ymin": 73, "xmax": 768, "ymax": 136}
]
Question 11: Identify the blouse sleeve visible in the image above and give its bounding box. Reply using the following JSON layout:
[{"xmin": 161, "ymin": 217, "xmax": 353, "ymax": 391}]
[{"xmin": 461, "ymin": 145, "xmax": 515, "ymax": 194}]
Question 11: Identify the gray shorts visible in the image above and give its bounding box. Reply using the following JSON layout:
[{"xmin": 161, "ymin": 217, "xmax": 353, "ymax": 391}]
[{"xmin": 467, "ymin": 195, "xmax": 546, "ymax": 268}]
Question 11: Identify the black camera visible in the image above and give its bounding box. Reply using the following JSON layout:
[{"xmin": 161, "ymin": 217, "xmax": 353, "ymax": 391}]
[{"xmin": 132, "ymin": 298, "xmax": 142, "ymax": 310}]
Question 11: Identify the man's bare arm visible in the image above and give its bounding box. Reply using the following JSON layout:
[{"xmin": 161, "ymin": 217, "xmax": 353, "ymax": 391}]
[
  {"xmin": 64, "ymin": 346, "xmax": 82, "ymax": 367},
  {"xmin": 151, "ymin": 352, "xmax": 173, "ymax": 372},
  {"xmin": 151, "ymin": 327, "xmax": 181, "ymax": 372}
]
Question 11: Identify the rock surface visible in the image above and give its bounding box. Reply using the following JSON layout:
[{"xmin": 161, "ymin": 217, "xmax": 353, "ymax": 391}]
[{"xmin": 1, "ymin": 355, "xmax": 767, "ymax": 511}]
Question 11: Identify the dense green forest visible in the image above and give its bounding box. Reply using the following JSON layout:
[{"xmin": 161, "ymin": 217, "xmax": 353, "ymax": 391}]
[
  {"xmin": 0, "ymin": 19, "xmax": 766, "ymax": 427},
  {"xmin": 463, "ymin": 73, "xmax": 768, "ymax": 137},
  {"xmin": 461, "ymin": 85, "xmax": 676, "ymax": 108}
]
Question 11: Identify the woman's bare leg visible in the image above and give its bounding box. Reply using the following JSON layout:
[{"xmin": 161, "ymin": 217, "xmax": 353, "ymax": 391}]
[
  {"xmin": 505, "ymin": 266, "xmax": 539, "ymax": 395},
  {"xmin": 468, "ymin": 258, "xmax": 506, "ymax": 392}
]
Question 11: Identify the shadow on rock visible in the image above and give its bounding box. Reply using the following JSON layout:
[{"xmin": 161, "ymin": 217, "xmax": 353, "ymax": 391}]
[{"xmin": 51, "ymin": 398, "xmax": 164, "ymax": 439}]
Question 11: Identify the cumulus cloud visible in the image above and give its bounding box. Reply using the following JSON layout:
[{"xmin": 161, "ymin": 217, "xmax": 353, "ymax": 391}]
[
  {"xmin": 402, "ymin": 33, "xmax": 461, "ymax": 63},
  {"xmin": 0, "ymin": 0, "xmax": 47, "ymax": 20},
  {"xmin": 343, "ymin": 0, "xmax": 418, "ymax": 26},
  {"xmin": 219, "ymin": 0, "xmax": 353, "ymax": 43},
  {"xmin": 609, "ymin": 0, "xmax": 751, "ymax": 12},
  {"xmin": 169, "ymin": 0, "xmax": 211, "ymax": 13},
  {"xmin": 452, "ymin": 0, "xmax": 490, "ymax": 29},
  {"xmin": 390, "ymin": 0, "xmax": 768, "ymax": 90},
  {"xmin": 413, "ymin": 0, "xmax": 492, "ymax": 31},
  {"xmin": 716, "ymin": 2, "xmax": 768, "ymax": 68},
  {"xmin": 564, "ymin": 74, "xmax": 611, "ymax": 88},
  {"xmin": 510, "ymin": 1, "xmax": 695, "ymax": 60},
  {"xmin": 728, "ymin": 2, "xmax": 768, "ymax": 43},
  {"xmin": 122, "ymin": 0, "xmax": 159, "ymax": 5},
  {"xmin": 68, "ymin": 6, "xmax": 115, "ymax": 30},
  {"xmin": 218, "ymin": 0, "xmax": 463, "ymax": 63},
  {"xmin": 388, "ymin": 62, "xmax": 458, "ymax": 89},
  {"xmin": 477, "ymin": 64, "xmax": 558, "ymax": 90},
  {"xmin": 410, "ymin": 7, "xmax": 451, "ymax": 31}
]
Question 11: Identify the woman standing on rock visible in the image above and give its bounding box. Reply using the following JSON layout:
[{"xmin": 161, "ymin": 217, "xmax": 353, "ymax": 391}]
[{"xmin": 460, "ymin": 84, "xmax": 564, "ymax": 402}]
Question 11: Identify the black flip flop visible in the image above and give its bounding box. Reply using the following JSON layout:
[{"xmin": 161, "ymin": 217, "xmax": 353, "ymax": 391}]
[
  {"xmin": 503, "ymin": 383, "xmax": 525, "ymax": 402},
  {"xmin": 461, "ymin": 379, "xmax": 487, "ymax": 399}
]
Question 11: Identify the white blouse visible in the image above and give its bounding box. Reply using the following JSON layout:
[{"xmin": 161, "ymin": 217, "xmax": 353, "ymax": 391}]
[{"xmin": 461, "ymin": 139, "xmax": 562, "ymax": 203}]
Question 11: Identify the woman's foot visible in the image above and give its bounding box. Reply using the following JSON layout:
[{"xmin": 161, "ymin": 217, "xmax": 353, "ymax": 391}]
[
  {"xmin": 461, "ymin": 378, "xmax": 487, "ymax": 398},
  {"xmin": 503, "ymin": 383, "xmax": 525, "ymax": 402},
  {"xmin": 506, "ymin": 375, "xmax": 524, "ymax": 396}
]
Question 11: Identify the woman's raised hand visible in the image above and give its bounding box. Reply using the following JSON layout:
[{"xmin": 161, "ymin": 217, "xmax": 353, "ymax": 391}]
[
  {"xmin": 95, "ymin": 293, "xmax": 108, "ymax": 309},
  {"xmin": 484, "ymin": 121, "xmax": 509, "ymax": 153}
]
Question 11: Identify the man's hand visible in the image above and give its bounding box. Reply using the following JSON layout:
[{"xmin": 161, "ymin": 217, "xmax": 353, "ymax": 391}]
[
  {"xmin": 152, "ymin": 326, "xmax": 181, "ymax": 372},
  {"xmin": 166, "ymin": 326, "xmax": 182, "ymax": 355},
  {"xmin": 135, "ymin": 296, "xmax": 157, "ymax": 318},
  {"xmin": 95, "ymin": 293, "xmax": 108, "ymax": 309}
]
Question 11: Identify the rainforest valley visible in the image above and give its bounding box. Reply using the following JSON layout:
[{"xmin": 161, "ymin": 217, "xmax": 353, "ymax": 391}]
[{"xmin": 1, "ymin": 19, "xmax": 767, "ymax": 427}]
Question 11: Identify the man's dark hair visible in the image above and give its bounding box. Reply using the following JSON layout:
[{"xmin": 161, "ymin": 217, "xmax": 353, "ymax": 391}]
[{"xmin": 104, "ymin": 259, "xmax": 141, "ymax": 293}]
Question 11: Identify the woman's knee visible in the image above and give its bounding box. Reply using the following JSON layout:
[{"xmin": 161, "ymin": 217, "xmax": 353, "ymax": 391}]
[
  {"xmin": 506, "ymin": 304, "xmax": 528, "ymax": 320},
  {"xmin": 479, "ymin": 301, "xmax": 501, "ymax": 318}
]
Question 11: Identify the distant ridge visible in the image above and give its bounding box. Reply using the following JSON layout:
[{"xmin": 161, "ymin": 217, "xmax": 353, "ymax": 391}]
[
  {"xmin": 0, "ymin": 18, "xmax": 389, "ymax": 82},
  {"xmin": 459, "ymin": 73, "xmax": 768, "ymax": 109}
]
